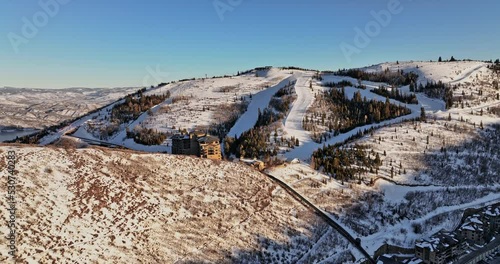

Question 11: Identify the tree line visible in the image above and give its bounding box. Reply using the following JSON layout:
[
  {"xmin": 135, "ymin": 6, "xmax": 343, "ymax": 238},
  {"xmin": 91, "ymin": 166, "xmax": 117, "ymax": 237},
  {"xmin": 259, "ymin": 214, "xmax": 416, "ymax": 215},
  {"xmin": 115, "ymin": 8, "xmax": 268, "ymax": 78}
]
[
  {"xmin": 224, "ymin": 82, "xmax": 298, "ymax": 160},
  {"xmin": 303, "ymin": 88, "xmax": 411, "ymax": 143},
  {"xmin": 411, "ymin": 81, "xmax": 455, "ymax": 109},
  {"xmin": 126, "ymin": 127, "xmax": 167, "ymax": 146},
  {"xmin": 111, "ymin": 91, "xmax": 171, "ymax": 125},
  {"xmin": 322, "ymin": 80, "xmax": 354, "ymax": 88},
  {"xmin": 371, "ymin": 85, "xmax": 418, "ymax": 104},
  {"xmin": 334, "ymin": 68, "xmax": 419, "ymax": 86},
  {"xmin": 311, "ymin": 144, "xmax": 381, "ymax": 184}
]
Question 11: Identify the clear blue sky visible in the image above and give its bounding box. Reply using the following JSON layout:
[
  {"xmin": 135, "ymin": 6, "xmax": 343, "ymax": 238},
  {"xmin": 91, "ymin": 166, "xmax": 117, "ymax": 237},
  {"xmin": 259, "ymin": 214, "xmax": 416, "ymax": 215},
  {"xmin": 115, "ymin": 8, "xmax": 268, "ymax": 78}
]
[{"xmin": 1, "ymin": 0, "xmax": 498, "ymax": 88}]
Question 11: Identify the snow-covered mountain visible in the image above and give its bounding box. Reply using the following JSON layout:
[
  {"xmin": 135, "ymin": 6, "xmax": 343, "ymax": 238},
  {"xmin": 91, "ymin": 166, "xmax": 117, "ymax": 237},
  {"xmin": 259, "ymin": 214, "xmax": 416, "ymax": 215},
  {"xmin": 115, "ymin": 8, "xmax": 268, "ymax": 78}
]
[
  {"xmin": 0, "ymin": 144, "xmax": 353, "ymax": 263},
  {"xmin": 0, "ymin": 87, "xmax": 140, "ymax": 129},
  {"xmin": 362, "ymin": 60, "xmax": 489, "ymax": 84},
  {"xmin": 2, "ymin": 61, "xmax": 500, "ymax": 263}
]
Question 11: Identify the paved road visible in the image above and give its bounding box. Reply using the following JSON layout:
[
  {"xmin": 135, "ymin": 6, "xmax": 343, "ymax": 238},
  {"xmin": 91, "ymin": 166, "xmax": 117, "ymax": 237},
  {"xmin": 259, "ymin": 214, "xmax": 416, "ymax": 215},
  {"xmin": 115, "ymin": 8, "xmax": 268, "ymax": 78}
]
[
  {"xmin": 264, "ymin": 172, "xmax": 376, "ymax": 264},
  {"xmin": 456, "ymin": 238, "xmax": 500, "ymax": 264},
  {"xmin": 67, "ymin": 135, "xmax": 129, "ymax": 149}
]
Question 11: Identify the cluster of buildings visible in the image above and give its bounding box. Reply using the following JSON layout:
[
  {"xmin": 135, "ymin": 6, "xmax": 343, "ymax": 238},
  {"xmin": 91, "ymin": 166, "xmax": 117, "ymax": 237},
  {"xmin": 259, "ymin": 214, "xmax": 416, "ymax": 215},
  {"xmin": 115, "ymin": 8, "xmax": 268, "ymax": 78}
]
[
  {"xmin": 171, "ymin": 131, "xmax": 222, "ymax": 160},
  {"xmin": 414, "ymin": 205, "xmax": 500, "ymax": 264}
]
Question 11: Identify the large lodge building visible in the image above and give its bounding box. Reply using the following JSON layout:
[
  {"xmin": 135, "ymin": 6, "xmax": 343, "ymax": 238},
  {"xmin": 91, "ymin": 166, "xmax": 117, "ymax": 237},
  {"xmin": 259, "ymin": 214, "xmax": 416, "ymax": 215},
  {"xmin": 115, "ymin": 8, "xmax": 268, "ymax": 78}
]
[{"xmin": 171, "ymin": 131, "xmax": 222, "ymax": 160}]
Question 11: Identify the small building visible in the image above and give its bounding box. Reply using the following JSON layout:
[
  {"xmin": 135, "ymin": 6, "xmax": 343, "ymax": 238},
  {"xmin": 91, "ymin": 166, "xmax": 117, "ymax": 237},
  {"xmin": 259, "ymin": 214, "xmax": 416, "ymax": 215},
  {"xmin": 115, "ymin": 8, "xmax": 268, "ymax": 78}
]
[
  {"xmin": 415, "ymin": 230, "xmax": 464, "ymax": 264},
  {"xmin": 484, "ymin": 206, "xmax": 500, "ymax": 234},
  {"xmin": 171, "ymin": 131, "xmax": 221, "ymax": 160},
  {"xmin": 458, "ymin": 215, "xmax": 486, "ymax": 244},
  {"xmin": 240, "ymin": 159, "xmax": 266, "ymax": 171}
]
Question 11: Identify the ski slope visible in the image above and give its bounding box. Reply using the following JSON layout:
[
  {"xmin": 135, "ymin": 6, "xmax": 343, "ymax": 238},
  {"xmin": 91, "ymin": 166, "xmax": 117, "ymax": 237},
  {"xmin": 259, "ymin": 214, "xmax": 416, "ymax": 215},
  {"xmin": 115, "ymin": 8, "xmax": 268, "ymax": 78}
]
[
  {"xmin": 282, "ymin": 72, "xmax": 315, "ymax": 147},
  {"xmin": 228, "ymin": 75, "xmax": 297, "ymax": 138},
  {"xmin": 283, "ymin": 82, "xmax": 444, "ymax": 161}
]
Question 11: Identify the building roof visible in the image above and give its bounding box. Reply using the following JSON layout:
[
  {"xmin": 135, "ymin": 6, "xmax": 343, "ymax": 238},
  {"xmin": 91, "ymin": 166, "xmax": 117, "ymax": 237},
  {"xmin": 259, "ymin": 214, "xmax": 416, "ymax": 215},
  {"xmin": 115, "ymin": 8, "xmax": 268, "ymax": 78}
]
[
  {"xmin": 459, "ymin": 215, "xmax": 485, "ymax": 233},
  {"xmin": 460, "ymin": 222, "xmax": 484, "ymax": 232},
  {"xmin": 416, "ymin": 230, "xmax": 460, "ymax": 252},
  {"xmin": 192, "ymin": 131, "xmax": 207, "ymax": 137},
  {"xmin": 485, "ymin": 206, "xmax": 500, "ymax": 217},
  {"xmin": 377, "ymin": 255, "xmax": 400, "ymax": 264},
  {"xmin": 198, "ymin": 136, "xmax": 219, "ymax": 144},
  {"xmin": 171, "ymin": 134, "xmax": 190, "ymax": 140}
]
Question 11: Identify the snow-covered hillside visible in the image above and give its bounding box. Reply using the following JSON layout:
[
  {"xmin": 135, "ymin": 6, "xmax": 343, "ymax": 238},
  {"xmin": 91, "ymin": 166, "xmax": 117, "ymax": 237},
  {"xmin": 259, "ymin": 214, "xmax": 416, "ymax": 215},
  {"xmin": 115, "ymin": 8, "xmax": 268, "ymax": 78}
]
[
  {"xmin": 265, "ymin": 60, "xmax": 500, "ymax": 259},
  {"xmin": 0, "ymin": 145, "xmax": 360, "ymax": 263},
  {"xmin": 7, "ymin": 61, "xmax": 500, "ymax": 262},
  {"xmin": 0, "ymin": 87, "xmax": 139, "ymax": 129},
  {"xmin": 60, "ymin": 68, "xmax": 295, "ymax": 153},
  {"xmin": 144, "ymin": 68, "xmax": 292, "ymax": 135},
  {"xmin": 363, "ymin": 60, "xmax": 487, "ymax": 84}
]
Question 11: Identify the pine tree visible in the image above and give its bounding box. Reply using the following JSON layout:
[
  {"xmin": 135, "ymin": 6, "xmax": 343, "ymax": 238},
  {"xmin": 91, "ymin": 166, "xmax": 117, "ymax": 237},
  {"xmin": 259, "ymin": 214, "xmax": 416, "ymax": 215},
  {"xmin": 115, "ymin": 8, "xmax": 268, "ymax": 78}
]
[
  {"xmin": 375, "ymin": 153, "xmax": 381, "ymax": 166},
  {"xmin": 420, "ymin": 107, "xmax": 427, "ymax": 122},
  {"xmin": 438, "ymin": 56, "xmax": 442, "ymax": 62}
]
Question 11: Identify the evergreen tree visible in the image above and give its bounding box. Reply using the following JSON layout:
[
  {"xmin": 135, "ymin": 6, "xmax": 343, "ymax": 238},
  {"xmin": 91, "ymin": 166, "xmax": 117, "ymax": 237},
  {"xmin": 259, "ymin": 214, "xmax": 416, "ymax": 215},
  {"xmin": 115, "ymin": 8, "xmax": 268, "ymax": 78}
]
[
  {"xmin": 438, "ymin": 56, "xmax": 442, "ymax": 62},
  {"xmin": 420, "ymin": 107, "xmax": 427, "ymax": 122},
  {"xmin": 375, "ymin": 153, "xmax": 381, "ymax": 166}
]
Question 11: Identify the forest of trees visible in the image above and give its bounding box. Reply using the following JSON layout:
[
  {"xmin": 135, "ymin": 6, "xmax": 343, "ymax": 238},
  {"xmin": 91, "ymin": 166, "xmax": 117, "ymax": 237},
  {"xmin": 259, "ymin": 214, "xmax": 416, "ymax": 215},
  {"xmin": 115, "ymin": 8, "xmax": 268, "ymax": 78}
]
[
  {"xmin": 224, "ymin": 81, "xmax": 298, "ymax": 160},
  {"xmin": 311, "ymin": 144, "xmax": 381, "ymax": 184},
  {"xmin": 303, "ymin": 88, "xmax": 411, "ymax": 143},
  {"xmin": 322, "ymin": 80, "xmax": 354, "ymax": 88},
  {"xmin": 111, "ymin": 91, "xmax": 171, "ymax": 125},
  {"xmin": 334, "ymin": 68, "xmax": 419, "ymax": 86},
  {"xmin": 126, "ymin": 127, "xmax": 167, "ymax": 146},
  {"xmin": 412, "ymin": 81, "xmax": 455, "ymax": 109},
  {"xmin": 370, "ymin": 85, "xmax": 418, "ymax": 104}
]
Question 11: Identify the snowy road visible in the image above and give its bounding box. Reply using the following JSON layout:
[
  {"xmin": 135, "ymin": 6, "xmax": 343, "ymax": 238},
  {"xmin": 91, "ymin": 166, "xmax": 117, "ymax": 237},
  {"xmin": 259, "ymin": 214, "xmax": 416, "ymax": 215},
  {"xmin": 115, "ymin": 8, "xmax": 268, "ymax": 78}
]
[
  {"xmin": 282, "ymin": 73, "xmax": 314, "ymax": 146},
  {"xmin": 449, "ymin": 63, "xmax": 487, "ymax": 84}
]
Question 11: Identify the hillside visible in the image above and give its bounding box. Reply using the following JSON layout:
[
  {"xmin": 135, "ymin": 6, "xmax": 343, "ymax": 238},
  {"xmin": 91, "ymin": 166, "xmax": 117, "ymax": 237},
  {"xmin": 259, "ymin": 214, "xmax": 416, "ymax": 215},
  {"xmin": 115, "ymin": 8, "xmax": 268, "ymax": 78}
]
[
  {"xmin": 5, "ymin": 61, "xmax": 500, "ymax": 262},
  {"xmin": 267, "ymin": 61, "xmax": 500, "ymax": 258},
  {"xmin": 0, "ymin": 87, "xmax": 139, "ymax": 129},
  {"xmin": 0, "ymin": 144, "xmax": 357, "ymax": 263},
  {"xmin": 363, "ymin": 60, "xmax": 487, "ymax": 84}
]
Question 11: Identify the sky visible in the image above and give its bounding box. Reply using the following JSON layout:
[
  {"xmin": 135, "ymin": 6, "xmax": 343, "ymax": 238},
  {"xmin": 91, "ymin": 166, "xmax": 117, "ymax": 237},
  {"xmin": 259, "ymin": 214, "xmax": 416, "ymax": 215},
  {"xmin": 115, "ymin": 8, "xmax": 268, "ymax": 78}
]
[{"xmin": 0, "ymin": 0, "xmax": 499, "ymax": 88}]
